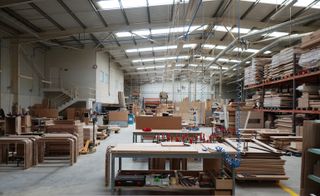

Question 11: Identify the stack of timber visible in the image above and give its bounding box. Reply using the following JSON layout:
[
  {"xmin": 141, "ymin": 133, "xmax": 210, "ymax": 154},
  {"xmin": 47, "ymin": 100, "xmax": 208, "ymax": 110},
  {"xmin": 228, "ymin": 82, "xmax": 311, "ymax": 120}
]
[
  {"xmin": 270, "ymin": 136, "xmax": 302, "ymax": 152},
  {"xmin": 263, "ymin": 63, "xmax": 272, "ymax": 81},
  {"xmin": 299, "ymin": 47, "xmax": 320, "ymax": 69},
  {"xmin": 244, "ymin": 58, "xmax": 270, "ymax": 86},
  {"xmin": 253, "ymin": 129, "xmax": 294, "ymax": 143},
  {"xmin": 297, "ymin": 84, "xmax": 320, "ymax": 109},
  {"xmin": 226, "ymin": 138, "xmax": 288, "ymax": 181},
  {"xmin": 46, "ymin": 120, "xmax": 84, "ymax": 153},
  {"xmin": 263, "ymin": 90, "xmax": 292, "ymax": 108},
  {"xmin": 274, "ymin": 115, "xmax": 293, "ymax": 132},
  {"xmin": 300, "ymin": 29, "xmax": 320, "ymax": 49},
  {"xmin": 245, "ymin": 90, "xmax": 263, "ymax": 108},
  {"xmin": 270, "ymin": 47, "xmax": 302, "ymax": 79}
]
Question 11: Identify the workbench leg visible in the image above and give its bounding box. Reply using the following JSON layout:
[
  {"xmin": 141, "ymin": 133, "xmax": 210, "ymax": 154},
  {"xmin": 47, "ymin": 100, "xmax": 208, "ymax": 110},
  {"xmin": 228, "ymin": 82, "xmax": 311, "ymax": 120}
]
[
  {"xmin": 132, "ymin": 133, "xmax": 134, "ymax": 143},
  {"xmin": 232, "ymin": 167, "xmax": 235, "ymax": 196},
  {"xmin": 119, "ymin": 157, "xmax": 122, "ymax": 170},
  {"xmin": 111, "ymin": 156, "xmax": 115, "ymax": 193}
]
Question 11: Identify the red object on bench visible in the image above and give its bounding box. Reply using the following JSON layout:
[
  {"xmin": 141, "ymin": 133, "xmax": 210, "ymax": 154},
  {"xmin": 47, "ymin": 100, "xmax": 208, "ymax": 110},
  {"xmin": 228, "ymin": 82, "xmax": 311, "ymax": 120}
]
[{"xmin": 142, "ymin": 128, "xmax": 152, "ymax": 132}]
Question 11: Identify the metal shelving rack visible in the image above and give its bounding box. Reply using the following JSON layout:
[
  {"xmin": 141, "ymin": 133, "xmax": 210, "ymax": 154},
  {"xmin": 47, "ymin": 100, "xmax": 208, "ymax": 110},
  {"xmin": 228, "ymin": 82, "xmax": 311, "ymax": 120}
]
[{"xmin": 244, "ymin": 54, "xmax": 320, "ymax": 133}]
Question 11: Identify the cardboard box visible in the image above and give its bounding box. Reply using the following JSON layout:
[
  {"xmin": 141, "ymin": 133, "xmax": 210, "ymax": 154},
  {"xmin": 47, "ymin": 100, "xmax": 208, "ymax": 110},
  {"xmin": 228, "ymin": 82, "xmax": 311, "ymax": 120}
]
[
  {"xmin": 214, "ymin": 176, "xmax": 233, "ymax": 190},
  {"xmin": 298, "ymin": 98, "xmax": 309, "ymax": 108},
  {"xmin": 136, "ymin": 116, "xmax": 182, "ymax": 129}
]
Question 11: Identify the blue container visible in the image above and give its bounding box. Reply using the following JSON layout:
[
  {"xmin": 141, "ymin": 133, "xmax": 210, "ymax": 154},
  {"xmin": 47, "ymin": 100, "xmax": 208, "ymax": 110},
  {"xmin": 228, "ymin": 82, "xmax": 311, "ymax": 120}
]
[{"xmin": 128, "ymin": 114, "xmax": 134, "ymax": 125}]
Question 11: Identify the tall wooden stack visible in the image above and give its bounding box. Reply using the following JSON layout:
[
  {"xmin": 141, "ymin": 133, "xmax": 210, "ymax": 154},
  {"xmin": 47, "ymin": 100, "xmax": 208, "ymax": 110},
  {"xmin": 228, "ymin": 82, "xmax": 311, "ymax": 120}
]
[
  {"xmin": 301, "ymin": 120, "xmax": 320, "ymax": 196},
  {"xmin": 244, "ymin": 58, "xmax": 270, "ymax": 86},
  {"xmin": 270, "ymin": 47, "xmax": 302, "ymax": 79}
]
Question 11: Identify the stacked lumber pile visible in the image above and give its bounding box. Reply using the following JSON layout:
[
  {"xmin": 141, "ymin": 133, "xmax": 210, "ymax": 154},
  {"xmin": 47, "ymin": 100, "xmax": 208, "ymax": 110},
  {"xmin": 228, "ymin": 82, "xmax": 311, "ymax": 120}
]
[
  {"xmin": 244, "ymin": 58, "xmax": 270, "ymax": 86},
  {"xmin": 226, "ymin": 138, "xmax": 288, "ymax": 181},
  {"xmin": 297, "ymin": 84, "xmax": 320, "ymax": 109},
  {"xmin": 274, "ymin": 115, "xmax": 293, "ymax": 132},
  {"xmin": 46, "ymin": 120, "xmax": 84, "ymax": 153},
  {"xmin": 299, "ymin": 48, "xmax": 320, "ymax": 69},
  {"xmin": 264, "ymin": 90, "xmax": 292, "ymax": 108},
  {"xmin": 270, "ymin": 47, "xmax": 302, "ymax": 79},
  {"xmin": 254, "ymin": 129, "xmax": 293, "ymax": 143},
  {"xmin": 301, "ymin": 29, "xmax": 320, "ymax": 49},
  {"xmin": 270, "ymin": 136, "xmax": 302, "ymax": 152},
  {"xmin": 263, "ymin": 63, "xmax": 272, "ymax": 81},
  {"xmin": 245, "ymin": 91, "xmax": 263, "ymax": 108}
]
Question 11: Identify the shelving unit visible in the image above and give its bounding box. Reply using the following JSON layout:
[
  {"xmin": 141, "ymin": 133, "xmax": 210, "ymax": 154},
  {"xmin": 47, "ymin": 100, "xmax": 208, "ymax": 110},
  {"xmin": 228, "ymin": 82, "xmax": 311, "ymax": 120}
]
[{"xmin": 244, "ymin": 54, "xmax": 320, "ymax": 133}]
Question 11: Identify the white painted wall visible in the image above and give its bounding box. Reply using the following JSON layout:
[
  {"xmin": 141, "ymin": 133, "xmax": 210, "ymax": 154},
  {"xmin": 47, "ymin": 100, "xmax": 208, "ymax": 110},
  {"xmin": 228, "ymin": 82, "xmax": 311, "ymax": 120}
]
[
  {"xmin": 45, "ymin": 48, "xmax": 124, "ymax": 104},
  {"xmin": 96, "ymin": 51, "xmax": 124, "ymax": 104},
  {"xmin": 0, "ymin": 40, "xmax": 45, "ymax": 113},
  {"xmin": 140, "ymin": 81, "xmax": 211, "ymax": 102},
  {"xmin": 45, "ymin": 47, "xmax": 96, "ymax": 98}
]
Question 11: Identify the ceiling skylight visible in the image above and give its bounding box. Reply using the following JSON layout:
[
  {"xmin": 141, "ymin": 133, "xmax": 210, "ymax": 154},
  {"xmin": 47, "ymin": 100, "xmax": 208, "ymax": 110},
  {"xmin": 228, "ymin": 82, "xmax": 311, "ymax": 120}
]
[
  {"xmin": 132, "ymin": 56, "xmax": 190, "ymax": 63},
  {"xmin": 241, "ymin": 0, "xmax": 320, "ymax": 9},
  {"xmin": 116, "ymin": 25, "xmax": 207, "ymax": 38}
]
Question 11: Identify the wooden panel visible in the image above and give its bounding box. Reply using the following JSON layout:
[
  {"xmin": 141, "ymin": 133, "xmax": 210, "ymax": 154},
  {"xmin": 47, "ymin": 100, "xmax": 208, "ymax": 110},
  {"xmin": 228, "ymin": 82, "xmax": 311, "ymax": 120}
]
[
  {"xmin": 301, "ymin": 120, "xmax": 320, "ymax": 196},
  {"xmin": 109, "ymin": 111, "xmax": 128, "ymax": 121},
  {"xmin": 136, "ymin": 116, "xmax": 182, "ymax": 129}
]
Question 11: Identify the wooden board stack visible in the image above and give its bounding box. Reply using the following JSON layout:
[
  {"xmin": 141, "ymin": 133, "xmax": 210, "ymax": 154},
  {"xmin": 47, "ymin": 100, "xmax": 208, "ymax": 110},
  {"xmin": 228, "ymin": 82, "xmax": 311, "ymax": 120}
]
[
  {"xmin": 264, "ymin": 90, "xmax": 292, "ymax": 108},
  {"xmin": 263, "ymin": 63, "xmax": 272, "ymax": 81},
  {"xmin": 245, "ymin": 91, "xmax": 263, "ymax": 108},
  {"xmin": 301, "ymin": 29, "xmax": 320, "ymax": 49},
  {"xmin": 226, "ymin": 139, "xmax": 288, "ymax": 181},
  {"xmin": 46, "ymin": 120, "xmax": 84, "ymax": 153},
  {"xmin": 270, "ymin": 47, "xmax": 302, "ymax": 79},
  {"xmin": 244, "ymin": 58, "xmax": 270, "ymax": 86},
  {"xmin": 274, "ymin": 115, "xmax": 293, "ymax": 132},
  {"xmin": 297, "ymin": 84, "xmax": 320, "ymax": 109}
]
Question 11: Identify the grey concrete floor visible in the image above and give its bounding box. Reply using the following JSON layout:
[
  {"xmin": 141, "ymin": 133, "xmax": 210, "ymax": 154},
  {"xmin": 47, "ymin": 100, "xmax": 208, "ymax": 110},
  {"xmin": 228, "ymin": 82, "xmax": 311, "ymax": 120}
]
[{"xmin": 0, "ymin": 125, "xmax": 300, "ymax": 195}]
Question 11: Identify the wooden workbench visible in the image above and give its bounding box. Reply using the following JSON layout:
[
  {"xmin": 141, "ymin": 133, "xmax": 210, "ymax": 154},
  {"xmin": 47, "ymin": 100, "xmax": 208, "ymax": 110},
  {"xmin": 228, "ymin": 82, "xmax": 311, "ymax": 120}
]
[
  {"xmin": 106, "ymin": 143, "xmax": 237, "ymax": 194},
  {"xmin": 132, "ymin": 129, "xmax": 203, "ymax": 143}
]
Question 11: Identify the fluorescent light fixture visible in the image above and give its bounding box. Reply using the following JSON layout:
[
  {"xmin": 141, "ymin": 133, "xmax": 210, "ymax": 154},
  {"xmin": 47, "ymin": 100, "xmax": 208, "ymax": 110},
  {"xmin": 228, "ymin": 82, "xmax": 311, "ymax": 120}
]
[
  {"xmin": 183, "ymin": 44, "xmax": 197, "ymax": 49},
  {"xmin": 209, "ymin": 65, "xmax": 228, "ymax": 70},
  {"xmin": 176, "ymin": 64, "xmax": 185, "ymax": 67},
  {"xmin": 136, "ymin": 66, "xmax": 154, "ymax": 70},
  {"xmin": 264, "ymin": 50, "xmax": 272, "ymax": 54},
  {"xmin": 264, "ymin": 31, "xmax": 289, "ymax": 37},
  {"xmin": 246, "ymin": 61, "xmax": 251, "ymax": 64},
  {"xmin": 132, "ymin": 56, "xmax": 190, "ymax": 63},
  {"xmin": 125, "ymin": 44, "xmax": 197, "ymax": 53},
  {"xmin": 215, "ymin": 45, "xmax": 227, "ymax": 50},
  {"xmin": 189, "ymin": 64, "xmax": 198, "ymax": 67},
  {"xmin": 233, "ymin": 47, "xmax": 259, "ymax": 53},
  {"xmin": 214, "ymin": 25, "xmax": 251, "ymax": 34},
  {"xmin": 202, "ymin": 44, "xmax": 215, "ymax": 49},
  {"xmin": 115, "ymin": 32, "xmax": 132, "ymax": 37},
  {"xmin": 116, "ymin": 25, "xmax": 207, "ymax": 38},
  {"xmin": 204, "ymin": 57, "xmax": 215, "ymax": 61}
]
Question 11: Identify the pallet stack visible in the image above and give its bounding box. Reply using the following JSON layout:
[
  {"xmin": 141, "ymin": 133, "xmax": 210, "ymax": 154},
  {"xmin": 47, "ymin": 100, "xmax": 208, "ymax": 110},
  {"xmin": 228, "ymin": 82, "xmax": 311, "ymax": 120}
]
[
  {"xmin": 270, "ymin": 47, "xmax": 302, "ymax": 79},
  {"xmin": 300, "ymin": 29, "xmax": 320, "ymax": 70}
]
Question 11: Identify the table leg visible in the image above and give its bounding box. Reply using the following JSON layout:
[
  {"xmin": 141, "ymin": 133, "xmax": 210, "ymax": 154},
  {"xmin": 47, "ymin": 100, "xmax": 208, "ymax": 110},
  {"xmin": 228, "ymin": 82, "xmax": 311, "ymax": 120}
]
[
  {"xmin": 119, "ymin": 157, "xmax": 122, "ymax": 170},
  {"xmin": 232, "ymin": 167, "xmax": 235, "ymax": 196},
  {"xmin": 111, "ymin": 155, "xmax": 115, "ymax": 193}
]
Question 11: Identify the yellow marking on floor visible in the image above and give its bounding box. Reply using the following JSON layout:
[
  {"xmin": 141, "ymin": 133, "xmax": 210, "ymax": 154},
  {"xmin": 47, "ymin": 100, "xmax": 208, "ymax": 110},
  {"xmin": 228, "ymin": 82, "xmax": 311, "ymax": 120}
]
[{"xmin": 278, "ymin": 182, "xmax": 299, "ymax": 196}]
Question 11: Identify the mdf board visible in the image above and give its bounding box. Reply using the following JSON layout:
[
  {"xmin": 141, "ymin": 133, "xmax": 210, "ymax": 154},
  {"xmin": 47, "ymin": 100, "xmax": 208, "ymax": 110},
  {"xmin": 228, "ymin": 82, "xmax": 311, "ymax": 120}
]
[
  {"xmin": 136, "ymin": 116, "xmax": 182, "ymax": 129},
  {"xmin": 301, "ymin": 120, "xmax": 320, "ymax": 196},
  {"xmin": 108, "ymin": 111, "xmax": 128, "ymax": 121},
  {"xmin": 239, "ymin": 111, "xmax": 264, "ymax": 129}
]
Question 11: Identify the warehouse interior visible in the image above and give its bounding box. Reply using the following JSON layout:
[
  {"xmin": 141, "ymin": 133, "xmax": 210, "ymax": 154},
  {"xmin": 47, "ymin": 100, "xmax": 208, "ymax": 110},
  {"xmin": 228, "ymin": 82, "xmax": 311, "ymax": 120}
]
[{"xmin": 0, "ymin": 0, "xmax": 320, "ymax": 195}]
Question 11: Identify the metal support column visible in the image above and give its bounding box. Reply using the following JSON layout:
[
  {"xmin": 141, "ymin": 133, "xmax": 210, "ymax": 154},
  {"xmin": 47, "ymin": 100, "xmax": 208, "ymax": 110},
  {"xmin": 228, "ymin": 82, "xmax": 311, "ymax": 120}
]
[
  {"xmin": 194, "ymin": 79, "xmax": 197, "ymax": 101},
  {"xmin": 219, "ymin": 66, "xmax": 223, "ymax": 102},
  {"xmin": 172, "ymin": 71, "xmax": 175, "ymax": 102},
  {"xmin": 10, "ymin": 41, "xmax": 20, "ymax": 113}
]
